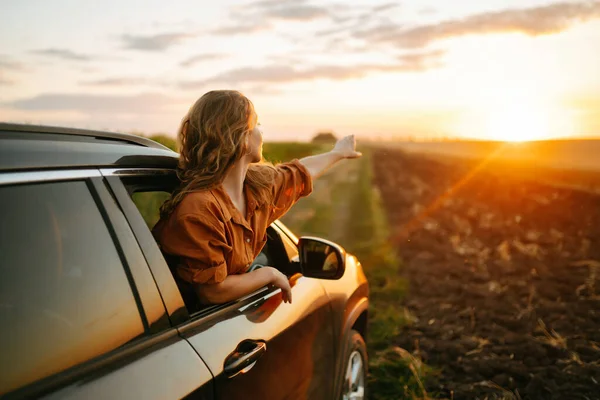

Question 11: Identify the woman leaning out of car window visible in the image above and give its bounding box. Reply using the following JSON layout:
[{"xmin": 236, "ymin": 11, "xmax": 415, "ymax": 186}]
[{"xmin": 152, "ymin": 90, "xmax": 361, "ymax": 305}]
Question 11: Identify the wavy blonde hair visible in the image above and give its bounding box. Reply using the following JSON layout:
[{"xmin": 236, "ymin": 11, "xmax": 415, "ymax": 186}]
[{"xmin": 160, "ymin": 90, "xmax": 276, "ymax": 217}]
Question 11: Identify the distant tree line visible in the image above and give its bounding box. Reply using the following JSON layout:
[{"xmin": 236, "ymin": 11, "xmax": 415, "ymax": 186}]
[
  {"xmin": 134, "ymin": 130, "xmax": 341, "ymax": 153},
  {"xmin": 147, "ymin": 134, "xmax": 178, "ymax": 152},
  {"xmin": 311, "ymin": 131, "xmax": 337, "ymax": 144}
]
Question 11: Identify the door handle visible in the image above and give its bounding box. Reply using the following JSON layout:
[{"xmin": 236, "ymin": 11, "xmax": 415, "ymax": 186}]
[{"xmin": 223, "ymin": 339, "xmax": 267, "ymax": 378}]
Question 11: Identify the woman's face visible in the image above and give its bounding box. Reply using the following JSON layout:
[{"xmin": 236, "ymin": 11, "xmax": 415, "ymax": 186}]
[{"xmin": 247, "ymin": 112, "xmax": 263, "ymax": 163}]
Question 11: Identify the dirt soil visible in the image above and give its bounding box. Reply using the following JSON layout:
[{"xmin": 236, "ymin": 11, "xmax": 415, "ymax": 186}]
[{"xmin": 372, "ymin": 148, "xmax": 600, "ymax": 400}]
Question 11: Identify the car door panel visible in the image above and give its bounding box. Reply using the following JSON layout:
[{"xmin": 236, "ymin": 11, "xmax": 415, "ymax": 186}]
[
  {"xmin": 42, "ymin": 334, "xmax": 213, "ymax": 400},
  {"xmin": 304, "ymin": 255, "xmax": 370, "ymax": 399},
  {"xmin": 180, "ymin": 275, "xmax": 335, "ymax": 400}
]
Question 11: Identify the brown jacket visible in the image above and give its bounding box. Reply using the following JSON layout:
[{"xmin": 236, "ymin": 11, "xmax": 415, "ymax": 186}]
[{"xmin": 152, "ymin": 160, "xmax": 312, "ymax": 284}]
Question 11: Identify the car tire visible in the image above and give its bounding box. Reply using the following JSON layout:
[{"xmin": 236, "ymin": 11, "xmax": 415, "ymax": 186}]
[{"xmin": 341, "ymin": 329, "xmax": 368, "ymax": 400}]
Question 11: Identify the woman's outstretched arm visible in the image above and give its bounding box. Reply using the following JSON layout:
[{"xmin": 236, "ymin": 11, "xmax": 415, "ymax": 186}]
[
  {"xmin": 299, "ymin": 135, "xmax": 362, "ymax": 179},
  {"xmin": 193, "ymin": 266, "xmax": 292, "ymax": 305}
]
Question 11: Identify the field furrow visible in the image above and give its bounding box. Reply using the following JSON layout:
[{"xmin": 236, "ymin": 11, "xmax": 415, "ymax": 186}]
[{"xmin": 372, "ymin": 147, "xmax": 600, "ymax": 399}]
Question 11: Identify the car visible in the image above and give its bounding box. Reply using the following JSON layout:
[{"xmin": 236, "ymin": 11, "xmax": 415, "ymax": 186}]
[{"xmin": 0, "ymin": 123, "xmax": 370, "ymax": 400}]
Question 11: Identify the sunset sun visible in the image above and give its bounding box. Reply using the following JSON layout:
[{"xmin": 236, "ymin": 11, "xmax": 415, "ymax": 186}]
[
  {"xmin": 483, "ymin": 104, "xmax": 551, "ymax": 142},
  {"xmin": 456, "ymin": 88, "xmax": 577, "ymax": 143}
]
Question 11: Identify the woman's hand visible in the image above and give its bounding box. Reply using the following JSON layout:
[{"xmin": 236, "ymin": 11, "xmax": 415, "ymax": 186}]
[
  {"xmin": 300, "ymin": 134, "xmax": 362, "ymax": 179},
  {"xmin": 267, "ymin": 267, "xmax": 292, "ymax": 303},
  {"xmin": 332, "ymin": 135, "xmax": 362, "ymax": 159},
  {"xmin": 194, "ymin": 266, "xmax": 292, "ymax": 305}
]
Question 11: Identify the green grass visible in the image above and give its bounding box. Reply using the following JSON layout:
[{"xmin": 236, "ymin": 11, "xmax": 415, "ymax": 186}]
[
  {"xmin": 343, "ymin": 150, "xmax": 407, "ymax": 349},
  {"xmin": 272, "ymin": 144, "xmax": 429, "ymax": 399},
  {"xmin": 262, "ymin": 142, "xmax": 326, "ymax": 164},
  {"xmin": 343, "ymin": 151, "xmax": 429, "ymax": 399},
  {"xmin": 369, "ymin": 347, "xmax": 436, "ymax": 400}
]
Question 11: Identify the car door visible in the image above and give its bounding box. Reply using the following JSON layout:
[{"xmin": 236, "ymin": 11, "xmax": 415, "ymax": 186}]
[
  {"xmin": 106, "ymin": 169, "xmax": 338, "ymax": 400},
  {"xmin": 0, "ymin": 171, "xmax": 213, "ymax": 399},
  {"xmin": 182, "ymin": 224, "xmax": 337, "ymax": 400}
]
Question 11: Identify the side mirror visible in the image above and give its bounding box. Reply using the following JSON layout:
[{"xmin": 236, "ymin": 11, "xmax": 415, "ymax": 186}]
[{"xmin": 298, "ymin": 237, "xmax": 346, "ymax": 280}]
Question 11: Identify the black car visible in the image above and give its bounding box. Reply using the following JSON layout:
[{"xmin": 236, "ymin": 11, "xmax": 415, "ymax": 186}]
[{"xmin": 0, "ymin": 123, "xmax": 369, "ymax": 400}]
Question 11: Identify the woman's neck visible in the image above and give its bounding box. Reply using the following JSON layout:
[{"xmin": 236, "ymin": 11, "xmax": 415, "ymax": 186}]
[{"xmin": 222, "ymin": 159, "xmax": 250, "ymax": 206}]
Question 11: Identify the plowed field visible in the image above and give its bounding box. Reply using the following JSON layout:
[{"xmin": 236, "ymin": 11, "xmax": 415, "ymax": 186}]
[{"xmin": 372, "ymin": 148, "xmax": 600, "ymax": 399}]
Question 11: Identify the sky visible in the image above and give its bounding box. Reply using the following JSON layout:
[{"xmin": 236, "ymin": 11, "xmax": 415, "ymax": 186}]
[{"xmin": 1, "ymin": 0, "xmax": 600, "ymax": 142}]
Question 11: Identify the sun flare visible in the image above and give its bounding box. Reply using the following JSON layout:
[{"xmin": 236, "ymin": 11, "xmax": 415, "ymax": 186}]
[
  {"xmin": 455, "ymin": 93, "xmax": 578, "ymax": 143},
  {"xmin": 483, "ymin": 104, "xmax": 551, "ymax": 142}
]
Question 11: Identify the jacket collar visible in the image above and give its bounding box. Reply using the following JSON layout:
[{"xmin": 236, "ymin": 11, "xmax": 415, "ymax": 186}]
[{"xmin": 211, "ymin": 183, "xmax": 260, "ymax": 230}]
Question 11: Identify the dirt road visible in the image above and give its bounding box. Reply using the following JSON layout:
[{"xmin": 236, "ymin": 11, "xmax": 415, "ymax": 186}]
[{"xmin": 372, "ymin": 148, "xmax": 600, "ymax": 399}]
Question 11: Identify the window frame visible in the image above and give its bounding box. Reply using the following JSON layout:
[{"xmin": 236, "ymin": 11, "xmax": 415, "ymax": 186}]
[
  {"xmin": 261, "ymin": 224, "xmax": 301, "ymax": 276},
  {"xmin": 272, "ymin": 220, "xmax": 300, "ymax": 246},
  {"xmin": 271, "ymin": 222, "xmax": 300, "ymax": 260},
  {"xmin": 89, "ymin": 177, "xmax": 171, "ymax": 334},
  {"xmin": 103, "ymin": 167, "xmax": 300, "ymax": 324},
  {"xmin": 0, "ymin": 169, "xmax": 179, "ymax": 399},
  {"xmin": 103, "ymin": 168, "xmax": 190, "ymax": 325}
]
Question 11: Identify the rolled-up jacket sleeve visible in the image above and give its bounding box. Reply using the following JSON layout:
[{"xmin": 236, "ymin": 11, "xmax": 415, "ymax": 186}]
[
  {"xmin": 163, "ymin": 213, "xmax": 232, "ymax": 284},
  {"xmin": 269, "ymin": 159, "xmax": 313, "ymax": 224}
]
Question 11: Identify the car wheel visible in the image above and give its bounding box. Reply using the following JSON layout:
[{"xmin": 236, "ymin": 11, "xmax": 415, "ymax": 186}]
[{"xmin": 342, "ymin": 329, "xmax": 367, "ymax": 400}]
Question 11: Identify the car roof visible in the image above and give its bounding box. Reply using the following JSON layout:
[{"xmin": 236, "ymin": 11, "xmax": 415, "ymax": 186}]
[{"xmin": 0, "ymin": 123, "xmax": 179, "ymax": 172}]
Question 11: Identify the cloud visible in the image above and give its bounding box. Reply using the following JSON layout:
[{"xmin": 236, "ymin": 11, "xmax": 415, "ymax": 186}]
[
  {"xmin": 0, "ymin": 56, "xmax": 25, "ymax": 86},
  {"xmin": 318, "ymin": 2, "xmax": 402, "ymax": 38},
  {"xmin": 244, "ymin": 85, "xmax": 283, "ymax": 96},
  {"xmin": 8, "ymin": 92, "xmax": 178, "ymax": 114},
  {"xmin": 0, "ymin": 78, "xmax": 15, "ymax": 86},
  {"xmin": 251, "ymin": 0, "xmax": 325, "ymax": 18},
  {"xmin": 397, "ymin": 49, "xmax": 446, "ymax": 69},
  {"xmin": 214, "ymin": 0, "xmax": 333, "ymax": 35},
  {"xmin": 180, "ymin": 49, "xmax": 445, "ymax": 88},
  {"xmin": 213, "ymin": 1, "xmax": 397, "ymax": 39},
  {"xmin": 121, "ymin": 33, "xmax": 194, "ymax": 51},
  {"xmin": 354, "ymin": 1, "xmax": 600, "ymax": 48},
  {"xmin": 79, "ymin": 77, "xmax": 151, "ymax": 86},
  {"xmin": 419, "ymin": 7, "xmax": 437, "ymax": 16},
  {"xmin": 320, "ymin": 35, "xmax": 373, "ymax": 54},
  {"xmin": 249, "ymin": 1, "xmax": 397, "ymax": 23},
  {"xmin": 180, "ymin": 53, "xmax": 226, "ymax": 67},
  {"xmin": 266, "ymin": 53, "xmax": 306, "ymax": 65},
  {"xmin": 76, "ymin": 66, "xmax": 101, "ymax": 74},
  {"xmin": 212, "ymin": 24, "xmax": 268, "ymax": 35},
  {"xmin": 372, "ymin": 3, "xmax": 400, "ymax": 13},
  {"xmin": 30, "ymin": 48, "xmax": 91, "ymax": 61},
  {"xmin": 252, "ymin": 0, "xmax": 307, "ymax": 8},
  {"xmin": 317, "ymin": 25, "xmax": 354, "ymax": 37},
  {"xmin": 0, "ymin": 56, "xmax": 25, "ymax": 71},
  {"xmin": 211, "ymin": 23, "xmax": 271, "ymax": 35},
  {"xmin": 259, "ymin": 4, "xmax": 329, "ymax": 21}
]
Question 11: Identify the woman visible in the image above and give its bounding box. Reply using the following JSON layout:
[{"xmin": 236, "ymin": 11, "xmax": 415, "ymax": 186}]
[{"xmin": 153, "ymin": 90, "xmax": 361, "ymax": 306}]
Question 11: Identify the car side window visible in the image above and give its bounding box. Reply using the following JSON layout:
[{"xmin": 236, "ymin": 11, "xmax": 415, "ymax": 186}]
[
  {"xmin": 118, "ymin": 175, "xmax": 301, "ymax": 315},
  {"xmin": 132, "ymin": 191, "xmax": 171, "ymax": 229},
  {"xmin": 121, "ymin": 177, "xmax": 287, "ymax": 275},
  {"xmin": 0, "ymin": 181, "xmax": 145, "ymax": 396},
  {"xmin": 261, "ymin": 226, "xmax": 301, "ymax": 276},
  {"xmin": 127, "ymin": 186, "xmax": 278, "ymax": 272}
]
